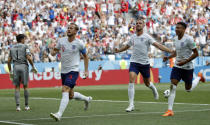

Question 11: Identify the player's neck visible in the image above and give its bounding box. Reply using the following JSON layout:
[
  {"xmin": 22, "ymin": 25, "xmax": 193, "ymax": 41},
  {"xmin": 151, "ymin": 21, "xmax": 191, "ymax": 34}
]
[
  {"xmin": 178, "ymin": 33, "xmax": 185, "ymax": 40},
  {"xmin": 136, "ymin": 30, "xmax": 143, "ymax": 36},
  {"xmin": 17, "ymin": 42, "xmax": 23, "ymax": 44},
  {"xmin": 68, "ymin": 36, "xmax": 75, "ymax": 42}
]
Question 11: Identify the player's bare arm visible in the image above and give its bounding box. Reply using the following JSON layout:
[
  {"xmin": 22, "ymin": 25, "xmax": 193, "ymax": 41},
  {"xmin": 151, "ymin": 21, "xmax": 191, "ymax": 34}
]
[
  {"xmin": 163, "ymin": 51, "xmax": 177, "ymax": 62},
  {"xmin": 152, "ymin": 42, "xmax": 174, "ymax": 53},
  {"xmin": 177, "ymin": 48, "xmax": 198, "ymax": 66},
  {"xmin": 114, "ymin": 45, "xmax": 130, "ymax": 53},
  {"xmin": 7, "ymin": 56, "xmax": 13, "ymax": 80},
  {"xmin": 27, "ymin": 55, "xmax": 37, "ymax": 73},
  {"xmin": 82, "ymin": 53, "xmax": 89, "ymax": 79},
  {"xmin": 7, "ymin": 56, "xmax": 12, "ymax": 73},
  {"xmin": 26, "ymin": 55, "xmax": 34, "ymax": 68}
]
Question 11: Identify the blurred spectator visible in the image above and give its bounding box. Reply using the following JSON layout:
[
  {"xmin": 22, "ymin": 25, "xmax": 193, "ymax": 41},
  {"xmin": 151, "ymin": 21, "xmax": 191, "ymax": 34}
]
[
  {"xmin": 121, "ymin": 0, "xmax": 129, "ymax": 17},
  {"xmin": 42, "ymin": 51, "xmax": 49, "ymax": 62},
  {"xmin": 206, "ymin": 61, "xmax": 210, "ymax": 66},
  {"xmin": 0, "ymin": 0, "xmax": 208, "ymax": 65},
  {"xmin": 203, "ymin": 44, "xmax": 210, "ymax": 56}
]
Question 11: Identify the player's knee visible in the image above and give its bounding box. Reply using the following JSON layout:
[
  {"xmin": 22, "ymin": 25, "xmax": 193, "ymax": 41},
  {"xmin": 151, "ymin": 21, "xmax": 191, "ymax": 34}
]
[
  {"xmin": 129, "ymin": 73, "xmax": 137, "ymax": 83},
  {"xmin": 144, "ymin": 80, "xmax": 150, "ymax": 87},
  {"xmin": 145, "ymin": 83, "xmax": 150, "ymax": 87},
  {"xmin": 69, "ymin": 95, "xmax": 74, "ymax": 99},
  {"xmin": 62, "ymin": 85, "xmax": 70, "ymax": 92},
  {"xmin": 69, "ymin": 94, "xmax": 74, "ymax": 99},
  {"xmin": 129, "ymin": 78, "xmax": 136, "ymax": 83}
]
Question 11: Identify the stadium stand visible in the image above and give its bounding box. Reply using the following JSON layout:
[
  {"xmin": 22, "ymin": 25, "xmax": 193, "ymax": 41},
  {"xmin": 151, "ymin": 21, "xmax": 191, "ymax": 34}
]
[{"xmin": 0, "ymin": 0, "xmax": 209, "ymax": 67}]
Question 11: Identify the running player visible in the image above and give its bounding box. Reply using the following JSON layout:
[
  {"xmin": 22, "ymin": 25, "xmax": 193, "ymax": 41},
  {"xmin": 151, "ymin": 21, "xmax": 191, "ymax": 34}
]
[
  {"xmin": 50, "ymin": 23, "xmax": 92, "ymax": 121},
  {"xmin": 162, "ymin": 22, "xmax": 205, "ymax": 117},
  {"xmin": 7, "ymin": 34, "xmax": 37, "ymax": 111},
  {"xmin": 114, "ymin": 18, "xmax": 174, "ymax": 112}
]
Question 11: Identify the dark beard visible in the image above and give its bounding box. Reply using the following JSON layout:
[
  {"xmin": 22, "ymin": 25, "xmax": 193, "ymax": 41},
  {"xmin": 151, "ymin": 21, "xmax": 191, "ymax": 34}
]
[{"xmin": 136, "ymin": 28, "xmax": 142, "ymax": 32}]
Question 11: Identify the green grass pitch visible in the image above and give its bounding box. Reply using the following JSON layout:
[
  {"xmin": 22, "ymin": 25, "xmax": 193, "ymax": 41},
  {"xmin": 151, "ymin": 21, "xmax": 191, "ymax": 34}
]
[{"xmin": 0, "ymin": 82, "xmax": 210, "ymax": 125}]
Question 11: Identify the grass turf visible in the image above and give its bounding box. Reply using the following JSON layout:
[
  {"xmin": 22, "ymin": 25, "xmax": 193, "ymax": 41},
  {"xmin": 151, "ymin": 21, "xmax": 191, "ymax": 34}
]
[{"xmin": 0, "ymin": 82, "xmax": 210, "ymax": 125}]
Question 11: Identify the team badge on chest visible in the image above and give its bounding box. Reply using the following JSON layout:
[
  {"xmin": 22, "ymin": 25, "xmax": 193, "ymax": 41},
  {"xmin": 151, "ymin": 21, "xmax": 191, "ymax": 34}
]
[
  {"xmin": 181, "ymin": 42, "xmax": 185, "ymax": 47},
  {"xmin": 72, "ymin": 45, "xmax": 76, "ymax": 50},
  {"xmin": 140, "ymin": 38, "xmax": 145, "ymax": 41}
]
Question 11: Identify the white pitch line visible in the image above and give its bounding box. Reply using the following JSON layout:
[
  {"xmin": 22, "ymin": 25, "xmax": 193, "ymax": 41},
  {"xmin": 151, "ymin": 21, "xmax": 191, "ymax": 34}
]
[
  {"xmin": 31, "ymin": 97, "xmax": 210, "ymax": 106},
  {"xmin": 93, "ymin": 99, "xmax": 210, "ymax": 106},
  {"xmin": 0, "ymin": 120, "xmax": 34, "ymax": 125},
  {"xmin": 31, "ymin": 97, "xmax": 60, "ymax": 101},
  {"xmin": 2, "ymin": 97, "xmax": 210, "ymax": 106},
  {"xmin": 11, "ymin": 109, "xmax": 210, "ymax": 122}
]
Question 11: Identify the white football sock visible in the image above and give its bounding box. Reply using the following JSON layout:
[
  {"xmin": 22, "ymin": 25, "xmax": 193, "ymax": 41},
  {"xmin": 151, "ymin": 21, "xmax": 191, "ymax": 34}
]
[
  {"xmin": 128, "ymin": 83, "xmax": 135, "ymax": 106},
  {"xmin": 190, "ymin": 77, "xmax": 201, "ymax": 91},
  {"xmin": 73, "ymin": 92, "xmax": 89, "ymax": 101},
  {"xmin": 57, "ymin": 92, "xmax": 69, "ymax": 116},
  {"xmin": 168, "ymin": 84, "xmax": 177, "ymax": 110},
  {"xmin": 148, "ymin": 82, "xmax": 159, "ymax": 99}
]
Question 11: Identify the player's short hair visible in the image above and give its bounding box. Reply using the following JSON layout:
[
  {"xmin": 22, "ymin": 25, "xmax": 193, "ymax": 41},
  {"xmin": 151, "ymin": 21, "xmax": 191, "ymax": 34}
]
[
  {"xmin": 176, "ymin": 22, "xmax": 187, "ymax": 29},
  {"xmin": 70, "ymin": 23, "xmax": 79, "ymax": 31},
  {"xmin": 16, "ymin": 34, "xmax": 26, "ymax": 43}
]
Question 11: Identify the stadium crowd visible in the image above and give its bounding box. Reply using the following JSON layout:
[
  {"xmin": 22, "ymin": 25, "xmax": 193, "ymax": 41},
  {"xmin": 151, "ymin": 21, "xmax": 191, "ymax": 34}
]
[{"xmin": 0, "ymin": 0, "xmax": 209, "ymax": 64}]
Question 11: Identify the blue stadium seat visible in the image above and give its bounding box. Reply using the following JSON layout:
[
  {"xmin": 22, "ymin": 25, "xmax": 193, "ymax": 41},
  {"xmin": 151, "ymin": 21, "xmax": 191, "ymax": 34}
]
[
  {"xmin": 122, "ymin": 54, "xmax": 131, "ymax": 60},
  {"xmin": 115, "ymin": 54, "xmax": 122, "ymax": 60},
  {"xmin": 101, "ymin": 55, "xmax": 109, "ymax": 60}
]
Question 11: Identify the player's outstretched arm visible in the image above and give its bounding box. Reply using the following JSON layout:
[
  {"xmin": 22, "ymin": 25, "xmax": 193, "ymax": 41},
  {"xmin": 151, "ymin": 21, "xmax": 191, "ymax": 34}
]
[
  {"xmin": 114, "ymin": 45, "xmax": 130, "ymax": 53},
  {"xmin": 163, "ymin": 51, "xmax": 176, "ymax": 62},
  {"xmin": 153, "ymin": 42, "xmax": 173, "ymax": 53}
]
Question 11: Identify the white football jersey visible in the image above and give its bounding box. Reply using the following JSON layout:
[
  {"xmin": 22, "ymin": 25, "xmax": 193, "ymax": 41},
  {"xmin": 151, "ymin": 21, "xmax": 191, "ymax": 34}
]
[
  {"xmin": 127, "ymin": 33, "xmax": 155, "ymax": 64},
  {"xmin": 174, "ymin": 34, "xmax": 196, "ymax": 69},
  {"xmin": 56, "ymin": 37, "xmax": 85, "ymax": 73}
]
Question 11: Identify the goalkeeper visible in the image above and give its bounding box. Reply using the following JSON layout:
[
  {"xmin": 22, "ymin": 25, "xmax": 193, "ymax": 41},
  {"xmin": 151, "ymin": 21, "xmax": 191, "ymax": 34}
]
[{"xmin": 7, "ymin": 34, "xmax": 37, "ymax": 111}]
